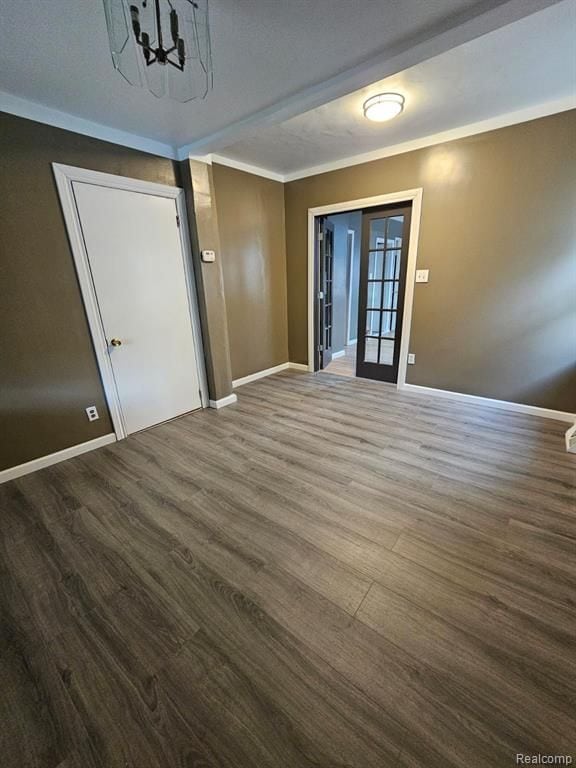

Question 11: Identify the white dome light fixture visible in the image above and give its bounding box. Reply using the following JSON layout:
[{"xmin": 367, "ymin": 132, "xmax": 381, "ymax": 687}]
[{"xmin": 363, "ymin": 93, "xmax": 405, "ymax": 122}]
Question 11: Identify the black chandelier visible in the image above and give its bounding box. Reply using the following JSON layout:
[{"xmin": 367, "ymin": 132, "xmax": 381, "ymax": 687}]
[
  {"xmin": 103, "ymin": 0, "xmax": 213, "ymax": 102},
  {"xmin": 130, "ymin": 0, "xmax": 187, "ymax": 71}
]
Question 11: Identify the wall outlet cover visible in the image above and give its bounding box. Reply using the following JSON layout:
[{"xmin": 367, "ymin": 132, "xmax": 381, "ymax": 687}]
[
  {"xmin": 201, "ymin": 249, "xmax": 216, "ymax": 262},
  {"xmin": 415, "ymin": 269, "xmax": 429, "ymax": 283},
  {"xmin": 86, "ymin": 406, "xmax": 99, "ymax": 422}
]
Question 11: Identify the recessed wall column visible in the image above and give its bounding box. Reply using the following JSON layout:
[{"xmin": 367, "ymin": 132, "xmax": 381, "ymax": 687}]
[{"xmin": 179, "ymin": 158, "xmax": 234, "ymax": 403}]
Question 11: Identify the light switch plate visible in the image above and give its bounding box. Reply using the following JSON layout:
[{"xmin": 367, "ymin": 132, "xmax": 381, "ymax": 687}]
[
  {"xmin": 201, "ymin": 249, "xmax": 216, "ymax": 263},
  {"xmin": 408, "ymin": 353, "xmax": 416, "ymax": 365},
  {"xmin": 415, "ymin": 269, "xmax": 429, "ymax": 283}
]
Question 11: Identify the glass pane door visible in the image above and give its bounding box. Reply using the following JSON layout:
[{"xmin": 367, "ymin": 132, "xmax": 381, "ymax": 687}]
[
  {"xmin": 356, "ymin": 205, "xmax": 411, "ymax": 382},
  {"xmin": 314, "ymin": 216, "xmax": 335, "ymax": 370}
]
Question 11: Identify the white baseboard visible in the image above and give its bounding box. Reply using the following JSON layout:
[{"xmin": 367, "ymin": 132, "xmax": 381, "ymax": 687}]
[
  {"xmin": 209, "ymin": 393, "xmax": 238, "ymax": 409},
  {"xmin": 233, "ymin": 362, "xmax": 310, "ymax": 388},
  {"xmin": 233, "ymin": 362, "xmax": 290, "ymax": 388},
  {"xmin": 400, "ymin": 383, "xmax": 575, "ymax": 423},
  {"xmin": 332, "ymin": 350, "xmax": 346, "ymax": 359},
  {"xmin": 0, "ymin": 433, "xmax": 117, "ymax": 485},
  {"xmin": 565, "ymin": 422, "xmax": 576, "ymax": 452}
]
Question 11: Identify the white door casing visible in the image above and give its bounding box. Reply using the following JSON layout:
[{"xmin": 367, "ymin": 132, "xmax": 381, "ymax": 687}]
[
  {"xmin": 53, "ymin": 164, "xmax": 208, "ymax": 439},
  {"xmin": 307, "ymin": 189, "xmax": 423, "ymax": 387}
]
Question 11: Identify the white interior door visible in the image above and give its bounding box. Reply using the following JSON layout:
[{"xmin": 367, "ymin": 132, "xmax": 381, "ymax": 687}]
[{"xmin": 73, "ymin": 182, "xmax": 202, "ymax": 435}]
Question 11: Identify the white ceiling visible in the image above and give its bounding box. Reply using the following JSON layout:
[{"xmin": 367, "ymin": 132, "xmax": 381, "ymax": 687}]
[
  {"xmin": 217, "ymin": 0, "xmax": 576, "ymax": 177},
  {"xmin": 0, "ymin": 0, "xmax": 566, "ymax": 158}
]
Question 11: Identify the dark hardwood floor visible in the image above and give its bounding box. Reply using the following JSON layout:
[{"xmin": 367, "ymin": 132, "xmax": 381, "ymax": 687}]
[{"xmin": 1, "ymin": 371, "xmax": 575, "ymax": 768}]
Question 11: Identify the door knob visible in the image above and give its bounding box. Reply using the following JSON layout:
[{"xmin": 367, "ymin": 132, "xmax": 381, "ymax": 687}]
[{"xmin": 110, "ymin": 338, "xmax": 122, "ymax": 347}]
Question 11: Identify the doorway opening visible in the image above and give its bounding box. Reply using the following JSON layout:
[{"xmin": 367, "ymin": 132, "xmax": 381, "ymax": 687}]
[
  {"xmin": 308, "ymin": 189, "xmax": 423, "ymax": 388},
  {"xmin": 314, "ymin": 211, "xmax": 360, "ymax": 377}
]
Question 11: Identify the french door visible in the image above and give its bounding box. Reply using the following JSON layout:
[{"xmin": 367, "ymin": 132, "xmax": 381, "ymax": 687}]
[
  {"xmin": 315, "ymin": 216, "xmax": 335, "ymax": 370},
  {"xmin": 356, "ymin": 204, "xmax": 412, "ymax": 382}
]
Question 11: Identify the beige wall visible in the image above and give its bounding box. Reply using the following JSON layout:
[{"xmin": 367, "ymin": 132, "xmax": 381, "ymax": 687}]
[
  {"xmin": 179, "ymin": 159, "xmax": 234, "ymax": 401},
  {"xmin": 213, "ymin": 163, "xmax": 288, "ymax": 380},
  {"xmin": 0, "ymin": 112, "xmax": 182, "ymax": 471},
  {"xmin": 2, "ymin": 109, "xmax": 574, "ymax": 474},
  {"xmin": 284, "ymin": 110, "xmax": 576, "ymax": 412},
  {"xmin": 0, "ymin": 113, "xmax": 287, "ymax": 473}
]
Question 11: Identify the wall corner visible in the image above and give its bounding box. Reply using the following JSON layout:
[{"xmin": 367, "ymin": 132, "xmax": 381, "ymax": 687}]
[{"xmin": 179, "ymin": 157, "xmax": 234, "ymax": 401}]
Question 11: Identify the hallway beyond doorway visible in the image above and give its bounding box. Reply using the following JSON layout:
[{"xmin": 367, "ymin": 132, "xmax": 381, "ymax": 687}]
[
  {"xmin": 323, "ymin": 335, "xmax": 396, "ymax": 379},
  {"xmin": 323, "ymin": 343, "xmax": 356, "ymax": 377}
]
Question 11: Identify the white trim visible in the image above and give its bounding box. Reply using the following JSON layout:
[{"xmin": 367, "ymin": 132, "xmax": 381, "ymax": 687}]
[
  {"xmin": 233, "ymin": 362, "xmax": 290, "ymax": 388},
  {"xmin": 564, "ymin": 422, "xmax": 576, "ymax": 452},
  {"xmin": 207, "ymin": 154, "xmax": 285, "ymax": 183},
  {"xmin": 52, "ymin": 163, "xmax": 209, "ymax": 440},
  {"xmin": 282, "ymin": 97, "xmax": 576, "ymax": 182},
  {"xmin": 2, "ymin": 83, "xmax": 572, "ymax": 181},
  {"xmin": 209, "ymin": 394, "xmax": 238, "ymax": 409},
  {"xmin": 232, "ymin": 361, "xmax": 312, "ymax": 388},
  {"xmin": 346, "ymin": 228, "xmax": 357, "ymax": 346},
  {"xmin": 332, "ymin": 350, "xmax": 346, "ymax": 360},
  {"xmin": 400, "ymin": 384, "xmax": 576, "ymax": 424},
  {"xmin": 0, "ymin": 434, "xmax": 116, "ymax": 485},
  {"xmin": 0, "ymin": 91, "xmax": 177, "ymax": 159},
  {"xmin": 210, "ymin": 97, "xmax": 575, "ymax": 184},
  {"xmin": 307, "ymin": 189, "xmax": 423, "ymax": 388}
]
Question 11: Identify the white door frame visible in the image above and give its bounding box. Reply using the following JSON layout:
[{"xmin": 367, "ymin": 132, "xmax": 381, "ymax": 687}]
[
  {"xmin": 345, "ymin": 228, "xmax": 357, "ymax": 345},
  {"xmin": 53, "ymin": 163, "xmax": 209, "ymax": 440},
  {"xmin": 307, "ymin": 188, "xmax": 423, "ymax": 388}
]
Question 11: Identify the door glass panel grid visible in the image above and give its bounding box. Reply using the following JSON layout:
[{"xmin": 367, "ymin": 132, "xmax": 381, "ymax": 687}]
[{"xmin": 361, "ymin": 212, "xmax": 406, "ymax": 368}]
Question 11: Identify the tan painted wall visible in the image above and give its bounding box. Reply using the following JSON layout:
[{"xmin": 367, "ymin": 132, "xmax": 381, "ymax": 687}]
[
  {"xmin": 284, "ymin": 110, "xmax": 576, "ymax": 412},
  {"xmin": 213, "ymin": 163, "xmax": 288, "ymax": 380},
  {"xmin": 2, "ymin": 109, "xmax": 574, "ymax": 474},
  {"xmin": 179, "ymin": 159, "xmax": 234, "ymax": 401},
  {"xmin": 0, "ymin": 112, "xmax": 180, "ymax": 471}
]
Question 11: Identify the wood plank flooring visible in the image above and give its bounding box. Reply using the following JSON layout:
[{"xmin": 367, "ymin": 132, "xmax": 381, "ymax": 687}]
[
  {"xmin": 323, "ymin": 343, "xmax": 357, "ymax": 377},
  {"xmin": 1, "ymin": 370, "xmax": 575, "ymax": 768}
]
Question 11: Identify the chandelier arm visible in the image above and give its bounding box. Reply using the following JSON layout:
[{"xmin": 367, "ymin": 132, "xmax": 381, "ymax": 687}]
[
  {"xmin": 154, "ymin": 0, "xmax": 163, "ymax": 49},
  {"xmin": 166, "ymin": 57, "xmax": 184, "ymax": 71}
]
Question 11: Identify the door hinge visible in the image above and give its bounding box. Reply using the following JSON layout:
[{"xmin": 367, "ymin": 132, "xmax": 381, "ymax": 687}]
[
  {"xmin": 317, "ymin": 344, "xmax": 324, "ymax": 352},
  {"xmin": 317, "ymin": 291, "xmax": 324, "ymax": 300},
  {"xmin": 176, "ymin": 214, "xmax": 180, "ymax": 228},
  {"xmin": 317, "ymin": 231, "xmax": 324, "ymax": 242}
]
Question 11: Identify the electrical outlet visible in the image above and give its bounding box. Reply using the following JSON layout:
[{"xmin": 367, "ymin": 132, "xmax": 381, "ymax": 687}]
[
  {"xmin": 86, "ymin": 406, "xmax": 99, "ymax": 422},
  {"xmin": 415, "ymin": 269, "xmax": 429, "ymax": 283},
  {"xmin": 408, "ymin": 353, "xmax": 416, "ymax": 365}
]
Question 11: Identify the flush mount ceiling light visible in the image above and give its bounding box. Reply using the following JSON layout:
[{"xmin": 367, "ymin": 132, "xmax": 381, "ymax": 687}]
[
  {"xmin": 102, "ymin": 0, "xmax": 213, "ymax": 102},
  {"xmin": 363, "ymin": 93, "xmax": 405, "ymax": 122}
]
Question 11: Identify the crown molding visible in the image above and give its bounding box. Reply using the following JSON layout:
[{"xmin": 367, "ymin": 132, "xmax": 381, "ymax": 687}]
[
  {"xmin": 177, "ymin": 152, "xmax": 283, "ymax": 182},
  {"xmin": 0, "ymin": 91, "xmax": 177, "ymax": 160},
  {"xmin": 208, "ymin": 154, "xmax": 285, "ymax": 183},
  {"xmin": 280, "ymin": 96, "xmax": 576, "ymax": 182},
  {"xmin": 2, "ymin": 92, "xmax": 573, "ymax": 185},
  {"xmin": 207, "ymin": 96, "xmax": 575, "ymax": 184}
]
